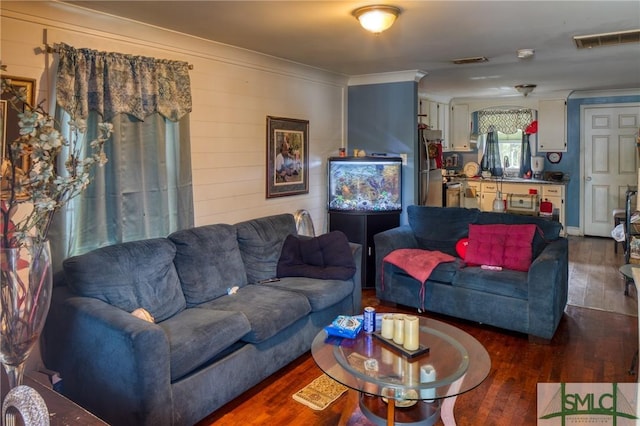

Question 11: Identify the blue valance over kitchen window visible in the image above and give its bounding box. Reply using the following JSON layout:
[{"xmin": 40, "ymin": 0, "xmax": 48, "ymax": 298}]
[
  {"xmin": 478, "ymin": 109, "xmax": 533, "ymax": 134},
  {"xmin": 55, "ymin": 42, "xmax": 192, "ymax": 122}
]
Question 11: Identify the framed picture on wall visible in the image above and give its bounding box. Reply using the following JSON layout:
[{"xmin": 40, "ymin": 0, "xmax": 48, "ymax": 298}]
[
  {"xmin": 1, "ymin": 76, "xmax": 36, "ymax": 171},
  {"xmin": 266, "ymin": 116, "xmax": 309, "ymax": 198},
  {"xmin": 0, "ymin": 100, "xmax": 6, "ymax": 162}
]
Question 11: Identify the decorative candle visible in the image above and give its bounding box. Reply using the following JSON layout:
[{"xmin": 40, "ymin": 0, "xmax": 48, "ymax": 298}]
[
  {"xmin": 403, "ymin": 315, "xmax": 420, "ymax": 351},
  {"xmin": 420, "ymin": 364, "xmax": 437, "ymax": 402},
  {"xmin": 393, "ymin": 314, "xmax": 405, "ymax": 345},
  {"xmin": 381, "ymin": 314, "xmax": 394, "ymax": 339}
]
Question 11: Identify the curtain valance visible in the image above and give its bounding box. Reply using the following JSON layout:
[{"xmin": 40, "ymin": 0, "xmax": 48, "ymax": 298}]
[
  {"xmin": 55, "ymin": 43, "xmax": 192, "ymax": 122},
  {"xmin": 478, "ymin": 109, "xmax": 533, "ymax": 134}
]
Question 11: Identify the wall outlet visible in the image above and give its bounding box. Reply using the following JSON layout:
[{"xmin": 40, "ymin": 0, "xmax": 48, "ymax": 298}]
[{"xmin": 400, "ymin": 153, "xmax": 408, "ymax": 165}]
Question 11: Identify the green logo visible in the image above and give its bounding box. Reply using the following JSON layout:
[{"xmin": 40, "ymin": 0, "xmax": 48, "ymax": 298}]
[{"xmin": 539, "ymin": 383, "xmax": 638, "ymax": 425}]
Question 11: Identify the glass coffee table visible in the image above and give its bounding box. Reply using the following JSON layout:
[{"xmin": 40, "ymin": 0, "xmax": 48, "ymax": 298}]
[{"xmin": 311, "ymin": 314, "xmax": 491, "ymax": 426}]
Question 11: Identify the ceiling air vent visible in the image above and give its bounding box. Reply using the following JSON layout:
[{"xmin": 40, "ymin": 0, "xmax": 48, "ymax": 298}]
[
  {"xmin": 452, "ymin": 56, "xmax": 488, "ymax": 65},
  {"xmin": 574, "ymin": 29, "xmax": 640, "ymax": 49}
]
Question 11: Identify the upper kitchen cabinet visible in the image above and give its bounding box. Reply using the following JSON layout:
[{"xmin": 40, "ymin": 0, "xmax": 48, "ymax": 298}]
[
  {"xmin": 419, "ymin": 99, "xmax": 448, "ymax": 134},
  {"xmin": 449, "ymin": 104, "xmax": 472, "ymax": 151},
  {"xmin": 537, "ymin": 99, "xmax": 567, "ymax": 152}
]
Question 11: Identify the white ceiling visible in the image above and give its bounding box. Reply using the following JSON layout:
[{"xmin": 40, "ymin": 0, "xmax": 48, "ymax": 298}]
[{"xmin": 63, "ymin": 1, "xmax": 640, "ymax": 99}]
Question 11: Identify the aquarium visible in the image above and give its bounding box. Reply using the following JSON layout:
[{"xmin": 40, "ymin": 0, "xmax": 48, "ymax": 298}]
[{"xmin": 328, "ymin": 157, "xmax": 402, "ymax": 212}]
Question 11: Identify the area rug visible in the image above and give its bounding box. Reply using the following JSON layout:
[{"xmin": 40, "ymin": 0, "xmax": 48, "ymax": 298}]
[{"xmin": 292, "ymin": 374, "xmax": 348, "ymax": 410}]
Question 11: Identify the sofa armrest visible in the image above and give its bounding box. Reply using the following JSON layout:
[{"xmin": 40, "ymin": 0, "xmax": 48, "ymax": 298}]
[
  {"xmin": 373, "ymin": 225, "xmax": 418, "ymax": 290},
  {"xmin": 349, "ymin": 242, "xmax": 363, "ymax": 313},
  {"xmin": 527, "ymin": 238, "xmax": 569, "ymax": 339},
  {"xmin": 42, "ymin": 287, "xmax": 173, "ymax": 426}
]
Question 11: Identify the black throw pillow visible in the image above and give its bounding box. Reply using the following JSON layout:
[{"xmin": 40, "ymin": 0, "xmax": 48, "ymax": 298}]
[{"xmin": 277, "ymin": 231, "xmax": 356, "ymax": 280}]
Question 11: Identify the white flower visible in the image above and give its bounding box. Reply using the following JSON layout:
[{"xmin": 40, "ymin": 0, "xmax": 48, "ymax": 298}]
[{"xmin": 1, "ymin": 77, "xmax": 112, "ymax": 248}]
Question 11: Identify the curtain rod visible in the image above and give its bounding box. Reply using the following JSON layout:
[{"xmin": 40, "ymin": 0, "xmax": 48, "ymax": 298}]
[{"xmin": 44, "ymin": 44, "xmax": 194, "ymax": 70}]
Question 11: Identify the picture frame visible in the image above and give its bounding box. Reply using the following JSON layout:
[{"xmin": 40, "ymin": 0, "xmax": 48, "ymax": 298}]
[
  {"xmin": 0, "ymin": 100, "xmax": 6, "ymax": 163},
  {"xmin": 1, "ymin": 75, "xmax": 36, "ymax": 170},
  {"xmin": 266, "ymin": 116, "xmax": 309, "ymax": 198}
]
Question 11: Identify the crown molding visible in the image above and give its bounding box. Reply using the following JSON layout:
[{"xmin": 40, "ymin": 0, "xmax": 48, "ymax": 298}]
[{"xmin": 348, "ymin": 70, "xmax": 427, "ymax": 86}]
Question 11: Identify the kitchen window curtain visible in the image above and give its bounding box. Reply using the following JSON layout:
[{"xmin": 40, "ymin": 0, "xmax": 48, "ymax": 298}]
[
  {"xmin": 480, "ymin": 126, "xmax": 503, "ymax": 177},
  {"xmin": 48, "ymin": 43, "xmax": 194, "ymax": 268},
  {"xmin": 478, "ymin": 109, "xmax": 533, "ymax": 177}
]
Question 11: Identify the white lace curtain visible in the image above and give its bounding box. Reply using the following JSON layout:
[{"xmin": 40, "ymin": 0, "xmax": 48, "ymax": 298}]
[{"xmin": 478, "ymin": 109, "xmax": 533, "ymax": 134}]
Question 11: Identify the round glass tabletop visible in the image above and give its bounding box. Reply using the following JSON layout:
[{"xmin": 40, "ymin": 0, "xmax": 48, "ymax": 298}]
[{"xmin": 311, "ymin": 314, "xmax": 491, "ymax": 401}]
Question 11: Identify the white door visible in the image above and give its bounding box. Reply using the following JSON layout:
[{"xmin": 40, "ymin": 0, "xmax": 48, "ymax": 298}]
[{"xmin": 584, "ymin": 104, "xmax": 640, "ymax": 236}]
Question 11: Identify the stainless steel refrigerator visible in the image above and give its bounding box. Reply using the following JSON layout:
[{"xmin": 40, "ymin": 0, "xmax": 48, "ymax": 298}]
[{"xmin": 419, "ymin": 129, "xmax": 443, "ymax": 207}]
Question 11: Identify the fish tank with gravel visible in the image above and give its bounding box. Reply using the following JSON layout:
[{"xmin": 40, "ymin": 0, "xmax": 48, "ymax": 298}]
[{"xmin": 328, "ymin": 156, "xmax": 402, "ymax": 212}]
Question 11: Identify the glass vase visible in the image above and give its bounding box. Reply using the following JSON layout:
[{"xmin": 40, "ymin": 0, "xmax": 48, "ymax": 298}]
[{"xmin": 0, "ymin": 239, "xmax": 53, "ymax": 390}]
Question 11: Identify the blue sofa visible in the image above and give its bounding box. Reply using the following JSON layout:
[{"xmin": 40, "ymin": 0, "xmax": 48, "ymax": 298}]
[
  {"xmin": 374, "ymin": 206, "xmax": 568, "ymax": 340},
  {"xmin": 41, "ymin": 213, "xmax": 362, "ymax": 426}
]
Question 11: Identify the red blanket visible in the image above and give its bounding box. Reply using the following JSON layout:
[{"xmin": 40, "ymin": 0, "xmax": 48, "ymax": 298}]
[{"xmin": 382, "ymin": 249, "xmax": 456, "ymax": 310}]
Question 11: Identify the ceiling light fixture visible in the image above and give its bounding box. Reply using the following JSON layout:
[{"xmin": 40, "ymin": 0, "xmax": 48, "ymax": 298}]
[
  {"xmin": 452, "ymin": 56, "xmax": 489, "ymax": 65},
  {"xmin": 352, "ymin": 5, "xmax": 401, "ymax": 34},
  {"xmin": 515, "ymin": 84, "xmax": 537, "ymax": 96},
  {"xmin": 517, "ymin": 48, "xmax": 535, "ymax": 59}
]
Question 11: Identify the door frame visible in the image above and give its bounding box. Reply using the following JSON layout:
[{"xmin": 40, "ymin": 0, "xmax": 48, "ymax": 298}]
[{"xmin": 579, "ymin": 102, "xmax": 640, "ymax": 236}]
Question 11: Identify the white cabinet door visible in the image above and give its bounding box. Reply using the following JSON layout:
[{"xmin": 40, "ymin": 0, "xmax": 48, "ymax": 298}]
[
  {"xmin": 538, "ymin": 99, "xmax": 567, "ymax": 152},
  {"xmin": 428, "ymin": 101, "xmax": 439, "ymax": 130},
  {"xmin": 480, "ymin": 182, "xmax": 498, "ymax": 211},
  {"xmin": 542, "ymin": 185, "xmax": 565, "ymax": 235},
  {"xmin": 450, "ymin": 104, "xmax": 471, "ymax": 151}
]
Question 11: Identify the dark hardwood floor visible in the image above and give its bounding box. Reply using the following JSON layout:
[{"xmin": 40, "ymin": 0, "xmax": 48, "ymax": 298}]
[{"xmin": 198, "ymin": 236, "xmax": 637, "ymax": 426}]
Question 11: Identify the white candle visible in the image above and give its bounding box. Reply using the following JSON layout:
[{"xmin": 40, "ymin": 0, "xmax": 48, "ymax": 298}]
[
  {"xmin": 393, "ymin": 314, "xmax": 405, "ymax": 345},
  {"xmin": 420, "ymin": 364, "xmax": 437, "ymax": 402},
  {"xmin": 381, "ymin": 314, "xmax": 394, "ymax": 339},
  {"xmin": 403, "ymin": 315, "xmax": 420, "ymax": 351}
]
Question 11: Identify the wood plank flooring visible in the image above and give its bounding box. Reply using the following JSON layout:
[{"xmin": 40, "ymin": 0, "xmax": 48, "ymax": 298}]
[{"xmin": 197, "ymin": 236, "xmax": 638, "ymax": 426}]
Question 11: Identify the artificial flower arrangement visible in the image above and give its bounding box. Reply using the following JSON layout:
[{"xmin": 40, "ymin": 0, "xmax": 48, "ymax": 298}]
[
  {"xmin": 0, "ymin": 76, "xmax": 112, "ymax": 392},
  {"xmin": 0, "ymin": 77, "xmax": 112, "ymax": 248}
]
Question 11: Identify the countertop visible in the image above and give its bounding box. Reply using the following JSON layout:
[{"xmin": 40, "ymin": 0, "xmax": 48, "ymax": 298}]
[{"xmin": 447, "ymin": 176, "xmax": 569, "ymax": 185}]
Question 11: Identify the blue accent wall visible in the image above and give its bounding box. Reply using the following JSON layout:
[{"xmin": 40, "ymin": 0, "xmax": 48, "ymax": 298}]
[
  {"xmin": 348, "ymin": 82, "xmax": 418, "ymax": 224},
  {"xmin": 565, "ymin": 95, "xmax": 640, "ymax": 228}
]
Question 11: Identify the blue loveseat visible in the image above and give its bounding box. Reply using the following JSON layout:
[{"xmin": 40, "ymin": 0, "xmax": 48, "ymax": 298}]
[
  {"xmin": 374, "ymin": 206, "xmax": 568, "ymax": 340},
  {"xmin": 41, "ymin": 213, "xmax": 362, "ymax": 426}
]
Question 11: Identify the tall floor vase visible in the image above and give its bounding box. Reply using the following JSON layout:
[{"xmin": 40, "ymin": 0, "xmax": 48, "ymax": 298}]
[{"xmin": 0, "ymin": 239, "xmax": 53, "ymax": 390}]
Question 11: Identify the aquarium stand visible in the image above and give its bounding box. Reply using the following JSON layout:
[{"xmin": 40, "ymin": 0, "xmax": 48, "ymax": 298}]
[{"xmin": 328, "ymin": 211, "xmax": 400, "ymax": 289}]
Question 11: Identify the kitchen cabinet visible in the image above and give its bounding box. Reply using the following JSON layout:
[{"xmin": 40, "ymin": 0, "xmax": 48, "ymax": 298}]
[
  {"xmin": 420, "ymin": 99, "xmax": 448, "ymax": 134},
  {"xmin": 449, "ymin": 104, "xmax": 472, "ymax": 151},
  {"xmin": 328, "ymin": 211, "xmax": 400, "ymax": 289},
  {"xmin": 542, "ymin": 184, "xmax": 565, "ymax": 234},
  {"xmin": 480, "ymin": 182, "xmax": 499, "ymax": 212},
  {"xmin": 538, "ymin": 99, "xmax": 567, "ymax": 152},
  {"xmin": 501, "ymin": 182, "xmax": 542, "ymax": 196}
]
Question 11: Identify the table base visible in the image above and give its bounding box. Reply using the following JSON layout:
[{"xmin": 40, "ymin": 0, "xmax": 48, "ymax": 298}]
[{"xmin": 359, "ymin": 393, "xmax": 440, "ymax": 426}]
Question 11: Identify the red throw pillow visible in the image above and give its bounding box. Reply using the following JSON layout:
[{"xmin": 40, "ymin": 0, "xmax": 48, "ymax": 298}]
[
  {"xmin": 455, "ymin": 238, "xmax": 469, "ymax": 260},
  {"xmin": 465, "ymin": 224, "xmax": 536, "ymax": 272}
]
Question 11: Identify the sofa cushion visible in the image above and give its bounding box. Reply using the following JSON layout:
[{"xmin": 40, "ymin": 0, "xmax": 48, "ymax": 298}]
[
  {"xmin": 453, "ymin": 266, "xmax": 529, "ymax": 299},
  {"xmin": 236, "ymin": 214, "xmax": 298, "ymax": 283},
  {"xmin": 262, "ymin": 276, "xmax": 354, "ymax": 311},
  {"xmin": 277, "ymin": 231, "xmax": 356, "ymax": 280},
  {"xmin": 407, "ymin": 206, "xmax": 480, "ymax": 256},
  {"xmin": 466, "ymin": 224, "xmax": 536, "ymax": 272},
  {"xmin": 474, "ymin": 212, "xmax": 561, "ymax": 258},
  {"xmin": 158, "ymin": 308, "xmax": 251, "ymax": 381},
  {"xmin": 169, "ymin": 224, "xmax": 248, "ymax": 306},
  {"xmin": 63, "ymin": 238, "xmax": 186, "ymax": 322},
  {"xmin": 196, "ymin": 284, "xmax": 311, "ymax": 343}
]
